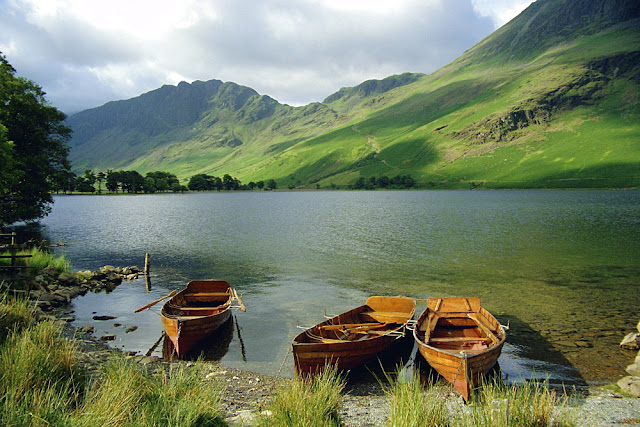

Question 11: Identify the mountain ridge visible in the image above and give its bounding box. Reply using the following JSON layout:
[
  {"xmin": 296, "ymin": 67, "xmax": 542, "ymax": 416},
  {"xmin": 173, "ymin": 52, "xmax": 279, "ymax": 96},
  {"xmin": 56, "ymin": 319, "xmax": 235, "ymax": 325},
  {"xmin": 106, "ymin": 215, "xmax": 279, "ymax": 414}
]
[{"xmin": 66, "ymin": 0, "xmax": 640, "ymax": 188}]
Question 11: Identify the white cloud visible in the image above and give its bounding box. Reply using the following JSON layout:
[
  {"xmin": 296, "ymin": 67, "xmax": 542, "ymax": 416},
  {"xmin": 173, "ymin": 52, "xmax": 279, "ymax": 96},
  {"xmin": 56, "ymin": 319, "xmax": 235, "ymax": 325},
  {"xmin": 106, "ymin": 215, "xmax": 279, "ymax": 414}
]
[
  {"xmin": 0, "ymin": 0, "xmax": 507, "ymax": 113},
  {"xmin": 471, "ymin": 0, "xmax": 534, "ymax": 27}
]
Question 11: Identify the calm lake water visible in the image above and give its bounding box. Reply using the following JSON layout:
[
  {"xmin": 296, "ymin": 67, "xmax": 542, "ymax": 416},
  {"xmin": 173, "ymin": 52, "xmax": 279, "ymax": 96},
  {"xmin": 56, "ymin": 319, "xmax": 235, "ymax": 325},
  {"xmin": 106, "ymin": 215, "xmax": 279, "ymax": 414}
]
[{"xmin": 37, "ymin": 190, "xmax": 640, "ymax": 386}]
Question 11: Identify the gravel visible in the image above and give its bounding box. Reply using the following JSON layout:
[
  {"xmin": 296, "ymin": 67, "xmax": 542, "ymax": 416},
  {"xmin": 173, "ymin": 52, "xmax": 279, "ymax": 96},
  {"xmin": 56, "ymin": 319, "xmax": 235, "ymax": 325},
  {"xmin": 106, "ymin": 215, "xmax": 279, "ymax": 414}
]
[{"xmin": 54, "ymin": 311, "xmax": 640, "ymax": 427}]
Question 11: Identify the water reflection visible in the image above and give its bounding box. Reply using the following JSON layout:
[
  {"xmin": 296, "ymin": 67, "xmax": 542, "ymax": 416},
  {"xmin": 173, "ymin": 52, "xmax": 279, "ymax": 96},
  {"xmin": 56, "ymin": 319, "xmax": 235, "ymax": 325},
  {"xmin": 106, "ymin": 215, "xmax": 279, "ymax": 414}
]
[
  {"xmin": 162, "ymin": 316, "xmax": 235, "ymax": 362},
  {"xmin": 36, "ymin": 190, "xmax": 640, "ymax": 385}
]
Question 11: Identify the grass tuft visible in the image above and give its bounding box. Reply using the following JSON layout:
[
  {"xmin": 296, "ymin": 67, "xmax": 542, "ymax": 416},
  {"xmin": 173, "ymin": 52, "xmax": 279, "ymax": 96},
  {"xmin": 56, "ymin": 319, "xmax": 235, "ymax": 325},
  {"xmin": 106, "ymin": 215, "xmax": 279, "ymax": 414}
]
[
  {"xmin": 76, "ymin": 357, "xmax": 223, "ymax": 426},
  {"xmin": 262, "ymin": 365, "xmax": 345, "ymax": 426},
  {"xmin": 27, "ymin": 247, "xmax": 71, "ymax": 273},
  {"xmin": 465, "ymin": 378, "xmax": 574, "ymax": 427},
  {"xmin": 0, "ymin": 320, "xmax": 85, "ymax": 426},
  {"xmin": 385, "ymin": 372, "xmax": 451, "ymax": 427},
  {"xmin": 0, "ymin": 294, "xmax": 35, "ymax": 343}
]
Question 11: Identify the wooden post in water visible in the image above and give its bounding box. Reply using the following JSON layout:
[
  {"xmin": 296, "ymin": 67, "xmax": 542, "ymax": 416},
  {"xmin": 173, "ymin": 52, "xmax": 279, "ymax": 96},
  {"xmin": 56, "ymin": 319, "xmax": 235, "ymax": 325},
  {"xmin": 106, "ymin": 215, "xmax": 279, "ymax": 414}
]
[{"xmin": 144, "ymin": 253, "xmax": 151, "ymax": 290}]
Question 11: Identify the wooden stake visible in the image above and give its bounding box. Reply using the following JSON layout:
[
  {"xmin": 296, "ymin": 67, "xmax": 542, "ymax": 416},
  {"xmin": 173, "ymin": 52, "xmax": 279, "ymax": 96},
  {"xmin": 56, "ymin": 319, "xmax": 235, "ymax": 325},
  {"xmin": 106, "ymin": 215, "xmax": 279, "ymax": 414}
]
[{"xmin": 144, "ymin": 253, "xmax": 150, "ymax": 276}]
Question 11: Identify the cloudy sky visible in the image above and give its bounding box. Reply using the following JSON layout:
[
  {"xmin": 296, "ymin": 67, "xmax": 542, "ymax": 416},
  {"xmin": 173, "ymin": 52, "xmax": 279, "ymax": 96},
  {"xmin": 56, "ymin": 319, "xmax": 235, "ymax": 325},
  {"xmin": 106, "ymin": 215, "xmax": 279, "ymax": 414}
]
[{"xmin": 0, "ymin": 0, "xmax": 534, "ymax": 114}]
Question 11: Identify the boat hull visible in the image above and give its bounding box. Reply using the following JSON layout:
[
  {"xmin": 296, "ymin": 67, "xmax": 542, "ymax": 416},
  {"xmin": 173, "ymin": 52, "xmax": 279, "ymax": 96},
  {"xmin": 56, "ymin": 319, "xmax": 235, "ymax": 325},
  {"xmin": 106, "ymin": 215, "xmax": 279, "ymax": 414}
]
[
  {"xmin": 292, "ymin": 296, "xmax": 416, "ymax": 375},
  {"xmin": 413, "ymin": 297, "xmax": 506, "ymax": 401},
  {"xmin": 160, "ymin": 280, "xmax": 234, "ymax": 358}
]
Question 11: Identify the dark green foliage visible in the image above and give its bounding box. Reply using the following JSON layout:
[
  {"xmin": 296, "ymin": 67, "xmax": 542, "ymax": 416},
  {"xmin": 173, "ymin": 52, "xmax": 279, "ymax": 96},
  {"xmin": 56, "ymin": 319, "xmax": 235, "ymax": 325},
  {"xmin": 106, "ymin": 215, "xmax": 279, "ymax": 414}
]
[
  {"xmin": 0, "ymin": 54, "xmax": 71, "ymax": 225},
  {"xmin": 352, "ymin": 175, "xmax": 415, "ymax": 190}
]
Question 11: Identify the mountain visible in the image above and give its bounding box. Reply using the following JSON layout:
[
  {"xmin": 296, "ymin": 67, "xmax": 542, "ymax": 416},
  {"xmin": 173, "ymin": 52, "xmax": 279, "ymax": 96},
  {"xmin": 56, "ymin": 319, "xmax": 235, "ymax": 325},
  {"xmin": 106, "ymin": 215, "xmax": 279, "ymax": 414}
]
[{"xmin": 66, "ymin": 0, "xmax": 640, "ymax": 189}]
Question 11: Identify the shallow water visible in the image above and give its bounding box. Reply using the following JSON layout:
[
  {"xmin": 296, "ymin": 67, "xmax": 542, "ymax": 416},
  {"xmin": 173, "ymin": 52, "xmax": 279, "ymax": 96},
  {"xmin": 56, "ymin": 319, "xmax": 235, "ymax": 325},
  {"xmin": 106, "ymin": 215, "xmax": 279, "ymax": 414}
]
[{"xmin": 37, "ymin": 190, "xmax": 640, "ymax": 385}]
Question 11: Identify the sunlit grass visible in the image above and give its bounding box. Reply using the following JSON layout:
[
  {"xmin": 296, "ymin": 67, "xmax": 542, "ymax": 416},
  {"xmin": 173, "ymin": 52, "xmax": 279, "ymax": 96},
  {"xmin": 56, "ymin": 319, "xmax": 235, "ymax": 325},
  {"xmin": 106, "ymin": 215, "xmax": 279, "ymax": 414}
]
[
  {"xmin": 261, "ymin": 366, "xmax": 345, "ymax": 426},
  {"xmin": 384, "ymin": 372, "xmax": 451, "ymax": 427},
  {"xmin": 75, "ymin": 357, "xmax": 223, "ymax": 426},
  {"xmin": 0, "ymin": 294, "xmax": 35, "ymax": 343},
  {"xmin": 0, "ymin": 320, "xmax": 85, "ymax": 426},
  {"xmin": 465, "ymin": 378, "xmax": 574, "ymax": 427}
]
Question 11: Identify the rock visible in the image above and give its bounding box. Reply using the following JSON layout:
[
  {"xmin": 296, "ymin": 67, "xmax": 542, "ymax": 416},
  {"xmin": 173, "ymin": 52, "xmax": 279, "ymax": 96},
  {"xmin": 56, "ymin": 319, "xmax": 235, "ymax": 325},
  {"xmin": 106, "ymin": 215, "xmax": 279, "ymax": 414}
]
[
  {"xmin": 226, "ymin": 410, "xmax": 259, "ymax": 426},
  {"xmin": 125, "ymin": 273, "xmax": 138, "ymax": 280},
  {"xmin": 100, "ymin": 265, "xmax": 116, "ymax": 273},
  {"xmin": 100, "ymin": 334, "xmax": 116, "ymax": 341},
  {"xmin": 81, "ymin": 324, "xmax": 94, "ymax": 333},
  {"xmin": 575, "ymin": 341, "xmax": 591, "ymax": 348},
  {"xmin": 35, "ymin": 300, "xmax": 52, "ymax": 311},
  {"xmin": 76, "ymin": 270, "xmax": 93, "ymax": 279},
  {"xmin": 38, "ymin": 265, "xmax": 59, "ymax": 278},
  {"xmin": 620, "ymin": 333, "xmax": 640, "ymax": 350},
  {"xmin": 627, "ymin": 363, "xmax": 640, "ymax": 377},
  {"xmin": 57, "ymin": 272, "xmax": 79, "ymax": 286},
  {"xmin": 125, "ymin": 326, "xmax": 138, "ymax": 333},
  {"xmin": 638, "ymin": 320, "xmax": 640, "ymax": 333},
  {"xmin": 93, "ymin": 315, "xmax": 117, "ymax": 321},
  {"xmin": 92, "ymin": 270, "xmax": 106, "ymax": 281},
  {"xmin": 136, "ymin": 356, "xmax": 159, "ymax": 365},
  {"xmin": 617, "ymin": 376, "xmax": 640, "ymax": 398}
]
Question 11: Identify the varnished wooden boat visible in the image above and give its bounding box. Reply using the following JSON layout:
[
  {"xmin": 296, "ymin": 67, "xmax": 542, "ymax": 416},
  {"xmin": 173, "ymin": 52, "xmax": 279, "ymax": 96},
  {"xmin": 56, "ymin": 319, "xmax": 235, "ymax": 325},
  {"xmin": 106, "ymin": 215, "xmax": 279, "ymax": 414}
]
[
  {"xmin": 292, "ymin": 296, "xmax": 416, "ymax": 375},
  {"xmin": 413, "ymin": 297, "xmax": 506, "ymax": 401},
  {"xmin": 160, "ymin": 280, "xmax": 242, "ymax": 358}
]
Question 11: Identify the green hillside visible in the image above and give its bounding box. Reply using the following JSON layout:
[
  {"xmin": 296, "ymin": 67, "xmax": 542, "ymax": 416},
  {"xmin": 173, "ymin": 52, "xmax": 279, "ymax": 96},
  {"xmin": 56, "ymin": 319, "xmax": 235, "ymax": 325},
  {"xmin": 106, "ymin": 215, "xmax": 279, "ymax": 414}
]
[{"xmin": 66, "ymin": 0, "xmax": 640, "ymax": 189}]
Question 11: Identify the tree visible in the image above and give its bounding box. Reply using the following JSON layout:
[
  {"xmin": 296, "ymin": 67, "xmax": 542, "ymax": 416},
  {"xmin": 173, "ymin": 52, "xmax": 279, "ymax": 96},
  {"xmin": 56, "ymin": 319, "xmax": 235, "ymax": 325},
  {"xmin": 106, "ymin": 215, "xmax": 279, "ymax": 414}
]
[
  {"xmin": 105, "ymin": 170, "xmax": 120, "ymax": 193},
  {"xmin": 0, "ymin": 53, "xmax": 71, "ymax": 225},
  {"xmin": 266, "ymin": 179, "xmax": 277, "ymax": 191},
  {"xmin": 96, "ymin": 171, "xmax": 106, "ymax": 194},
  {"xmin": 223, "ymin": 174, "xmax": 240, "ymax": 191}
]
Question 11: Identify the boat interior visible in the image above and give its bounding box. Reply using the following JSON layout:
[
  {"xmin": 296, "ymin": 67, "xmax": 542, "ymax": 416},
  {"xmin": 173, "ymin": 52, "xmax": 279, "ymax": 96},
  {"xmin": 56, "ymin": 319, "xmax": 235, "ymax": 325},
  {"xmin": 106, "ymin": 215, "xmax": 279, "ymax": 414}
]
[
  {"xmin": 417, "ymin": 297, "xmax": 502, "ymax": 353},
  {"xmin": 302, "ymin": 296, "xmax": 415, "ymax": 343}
]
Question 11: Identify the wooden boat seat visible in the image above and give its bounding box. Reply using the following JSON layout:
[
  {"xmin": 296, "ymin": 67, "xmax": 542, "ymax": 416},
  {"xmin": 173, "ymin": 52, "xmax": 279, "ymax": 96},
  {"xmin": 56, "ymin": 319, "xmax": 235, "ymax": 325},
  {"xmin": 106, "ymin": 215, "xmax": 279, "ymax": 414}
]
[
  {"xmin": 170, "ymin": 306, "xmax": 222, "ymax": 311},
  {"xmin": 184, "ymin": 292, "xmax": 230, "ymax": 297},
  {"xmin": 361, "ymin": 311, "xmax": 410, "ymax": 323},
  {"xmin": 429, "ymin": 337, "xmax": 491, "ymax": 343}
]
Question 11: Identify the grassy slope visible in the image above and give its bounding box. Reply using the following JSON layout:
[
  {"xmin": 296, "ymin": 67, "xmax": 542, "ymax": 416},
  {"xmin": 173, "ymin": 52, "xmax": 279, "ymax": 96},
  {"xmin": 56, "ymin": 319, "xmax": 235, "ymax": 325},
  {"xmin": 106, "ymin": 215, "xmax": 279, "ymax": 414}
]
[{"xmin": 74, "ymin": 2, "xmax": 640, "ymax": 189}]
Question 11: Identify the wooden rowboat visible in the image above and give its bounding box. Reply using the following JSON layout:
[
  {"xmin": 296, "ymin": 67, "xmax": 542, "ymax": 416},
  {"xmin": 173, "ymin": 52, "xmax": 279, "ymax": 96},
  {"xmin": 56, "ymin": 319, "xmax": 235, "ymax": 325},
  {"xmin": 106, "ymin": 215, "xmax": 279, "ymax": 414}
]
[
  {"xmin": 292, "ymin": 296, "xmax": 416, "ymax": 375},
  {"xmin": 160, "ymin": 280, "xmax": 243, "ymax": 358},
  {"xmin": 413, "ymin": 297, "xmax": 506, "ymax": 401}
]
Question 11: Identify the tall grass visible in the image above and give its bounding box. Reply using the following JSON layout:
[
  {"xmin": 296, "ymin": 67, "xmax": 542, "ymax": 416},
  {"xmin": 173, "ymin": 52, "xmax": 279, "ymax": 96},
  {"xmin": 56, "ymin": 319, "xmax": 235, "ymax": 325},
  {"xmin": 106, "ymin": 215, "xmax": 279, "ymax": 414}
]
[
  {"xmin": 0, "ymin": 293, "xmax": 224, "ymax": 426},
  {"xmin": 0, "ymin": 246, "xmax": 71, "ymax": 274},
  {"xmin": 0, "ymin": 294, "xmax": 35, "ymax": 342},
  {"xmin": 76, "ymin": 357, "xmax": 223, "ymax": 426},
  {"xmin": 384, "ymin": 373, "xmax": 451, "ymax": 427},
  {"xmin": 262, "ymin": 366, "xmax": 345, "ymax": 427},
  {"xmin": 464, "ymin": 379, "xmax": 574, "ymax": 427},
  {"xmin": 27, "ymin": 246, "xmax": 71, "ymax": 273},
  {"xmin": 0, "ymin": 320, "xmax": 85, "ymax": 426}
]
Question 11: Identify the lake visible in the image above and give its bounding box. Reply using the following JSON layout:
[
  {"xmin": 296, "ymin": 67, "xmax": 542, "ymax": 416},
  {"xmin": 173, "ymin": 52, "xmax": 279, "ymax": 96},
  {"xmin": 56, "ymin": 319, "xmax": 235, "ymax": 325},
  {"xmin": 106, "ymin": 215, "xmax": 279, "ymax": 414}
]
[{"xmin": 37, "ymin": 190, "xmax": 640, "ymax": 386}]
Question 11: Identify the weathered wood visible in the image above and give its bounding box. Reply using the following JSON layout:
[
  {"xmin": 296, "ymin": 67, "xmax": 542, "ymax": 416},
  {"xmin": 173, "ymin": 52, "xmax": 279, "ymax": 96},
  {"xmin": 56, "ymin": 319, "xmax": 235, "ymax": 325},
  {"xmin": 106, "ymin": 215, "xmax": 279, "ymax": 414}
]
[
  {"xmin": 134, "ymin": 290, "xmax": 177, "ymax": 313},
  {"xmin": 292, "ymin": 295, "xmax": 415, "ymax": 375},
  {"xmin": 185, "ymin": 292, "xmax": 230, "ymax": 297},
  {"xmin": 414, "ymin": 297, "xmax": 506, "ymax": 402},
  {"xmin": 319, "ymin": 322, "xmax": 385, "ymax": 331},
  {"xmin": 232, "ymin": 288, "xmax": 246, "ymax": 312},
  {"xmin": 160, "ymin": 280, "xmax": 239, "ymax": 358},
  {"xmin": 144, "ymin": 253, "xmax": 150, "ymax": 276}
]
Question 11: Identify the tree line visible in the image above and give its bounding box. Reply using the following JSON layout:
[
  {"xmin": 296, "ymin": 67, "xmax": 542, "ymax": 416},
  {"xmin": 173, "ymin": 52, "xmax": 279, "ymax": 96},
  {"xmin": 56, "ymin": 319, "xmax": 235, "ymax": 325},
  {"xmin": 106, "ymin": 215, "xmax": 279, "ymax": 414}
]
[
  {"xmin": 53, "ymin": 169, "xmax": 278, "ymax": 194},
  {"xmin": 187, "ymin": 173, "xmax": 277, "ymax": 192},
  {"xmin": 351, "ymin": 174, "xmax": 416, "ymax": 190}
]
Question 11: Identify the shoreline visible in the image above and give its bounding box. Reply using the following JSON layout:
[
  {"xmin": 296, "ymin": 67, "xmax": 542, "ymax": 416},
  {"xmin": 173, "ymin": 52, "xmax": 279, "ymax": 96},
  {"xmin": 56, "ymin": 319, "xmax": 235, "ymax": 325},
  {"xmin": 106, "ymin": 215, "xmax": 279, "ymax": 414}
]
[
  {"xmin": 48, "ymin": 305, "xmax": 640, "ymax": 426},
  {"xmin": 21, "ymin": 264, "xmax": 640, "ymax": 425}
]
